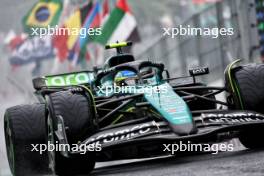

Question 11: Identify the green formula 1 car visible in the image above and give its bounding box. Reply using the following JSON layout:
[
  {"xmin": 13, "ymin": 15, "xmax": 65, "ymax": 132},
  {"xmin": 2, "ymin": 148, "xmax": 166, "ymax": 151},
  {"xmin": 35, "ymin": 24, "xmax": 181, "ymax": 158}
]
[{"xmin": 4, "ymin": 42, "xmax": 264, "ymax": 175}]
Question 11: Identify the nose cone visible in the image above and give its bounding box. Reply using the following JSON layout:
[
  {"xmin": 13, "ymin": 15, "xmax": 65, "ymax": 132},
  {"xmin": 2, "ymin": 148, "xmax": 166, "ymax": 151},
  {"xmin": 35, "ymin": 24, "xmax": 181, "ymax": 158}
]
[
  {"xmin": 144, "ymin": 83, "xmax": 196, "ymax": 136},
  {"xmin": 169, "ymin": 122, "xmax": 197, "ymax": 136}
]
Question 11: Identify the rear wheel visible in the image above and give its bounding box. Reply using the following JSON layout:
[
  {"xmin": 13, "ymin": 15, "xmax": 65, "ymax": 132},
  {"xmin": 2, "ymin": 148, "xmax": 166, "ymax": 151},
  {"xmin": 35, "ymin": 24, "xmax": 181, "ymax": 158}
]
[
  {"xmin": 229, "ymin": 63, "xmax": 264, "ymax": 149},
  {"xmin": 4, "ymin": 104, "xmax": 49, "ymax": 176},
  {"xmin": 47, "ymin": 90, "xmax": 96, "ymax": 175}
]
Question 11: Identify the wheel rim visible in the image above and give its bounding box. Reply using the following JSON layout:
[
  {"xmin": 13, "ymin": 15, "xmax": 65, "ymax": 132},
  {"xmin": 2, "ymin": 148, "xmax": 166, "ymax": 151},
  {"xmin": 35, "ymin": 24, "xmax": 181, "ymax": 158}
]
[
  {"xmin": 47, "ymin": 114, "xmax": 56, "ymax": 173},
  {"xmin": 4, "ymin": 114, "xmax": 15, "ymax": 174}
]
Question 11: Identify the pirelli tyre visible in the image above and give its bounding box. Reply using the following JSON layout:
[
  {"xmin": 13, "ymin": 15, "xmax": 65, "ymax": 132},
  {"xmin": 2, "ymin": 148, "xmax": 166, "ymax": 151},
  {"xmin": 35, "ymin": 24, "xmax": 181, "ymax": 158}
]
[
  {"xmin": 4, "ymin": 104, "xmax": 49, "ymax": 176},
  {"xmin": 230, "ymin": 63, "xmax": 264, "ymax": 149},
  {"xmin": 47, "ymin": 90, "xmax": 96, "ymax": 175}
]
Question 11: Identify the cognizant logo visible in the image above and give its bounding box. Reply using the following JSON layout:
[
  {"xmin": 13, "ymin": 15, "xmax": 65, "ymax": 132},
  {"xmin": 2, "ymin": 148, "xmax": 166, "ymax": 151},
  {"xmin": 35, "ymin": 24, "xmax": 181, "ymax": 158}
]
[
  {"xmin": 45, "ymin": 73, "xmax": 92, "ymax": 86},
  {"xmin": 86, "ymin": 123, "xmax": 152, "ymax": 145}
]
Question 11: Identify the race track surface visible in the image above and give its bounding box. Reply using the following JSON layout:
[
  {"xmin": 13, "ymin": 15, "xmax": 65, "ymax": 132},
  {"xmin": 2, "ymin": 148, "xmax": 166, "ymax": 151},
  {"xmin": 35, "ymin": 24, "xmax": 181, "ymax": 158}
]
[
  {"xmin": 93, "ymin": 149, "xmax": 264, "ymax": 176},
  {"xmin": 2, "ymin": 136, "xmax": 264, "ymax": 176}
]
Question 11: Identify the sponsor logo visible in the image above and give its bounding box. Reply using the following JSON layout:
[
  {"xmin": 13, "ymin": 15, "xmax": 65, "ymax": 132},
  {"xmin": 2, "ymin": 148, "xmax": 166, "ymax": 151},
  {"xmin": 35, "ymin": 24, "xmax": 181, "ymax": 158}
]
[
  {"xmin": 189, "ymin": 67, "xmax": 209, "ymax": 76},
  {"xmin": 202, "ymin": 112, "xmax": 264, "ymax": 123},
  {"xmin": 86, "ymin": 122, "xmax": 158, "ymax": 145},
  {"xmin": 35, "ymin": 6, "xmax": 50, "ymax": 22},
  {"xmin": 97, "ymin": 84, "xmax": 168, "ymax": 96},
  {"xmin": 45, "ymin": 73, "xmax": 93, "ymax": 86}
]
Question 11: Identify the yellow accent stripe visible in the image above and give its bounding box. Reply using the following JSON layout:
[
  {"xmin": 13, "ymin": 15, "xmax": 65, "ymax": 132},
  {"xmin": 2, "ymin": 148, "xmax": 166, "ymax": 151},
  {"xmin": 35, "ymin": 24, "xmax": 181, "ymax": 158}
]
[
  {"xmin": 27, "ymin": 2, "xmax": 60, "ymax": 27},
  {"xmin": 111, "ymin": 107, "xmax": 135, "ymax": 125},
  {"xmin": 149, "ymin": 109, "xmax": 161, "ymax": 118},
  {"xmin": 79, "ymin": 85, "xmax": 97, "ymax": 114},
  {"xmin": 227, "ymin": 59, "xmax": 241, "ymax": 93},
  {"xmin": 106, "ymin": 42, "xmax": 129, "ymax": 49},
  {"xmin": 227, "ymin": 59, "xmax": 244, "ymax": 109}
]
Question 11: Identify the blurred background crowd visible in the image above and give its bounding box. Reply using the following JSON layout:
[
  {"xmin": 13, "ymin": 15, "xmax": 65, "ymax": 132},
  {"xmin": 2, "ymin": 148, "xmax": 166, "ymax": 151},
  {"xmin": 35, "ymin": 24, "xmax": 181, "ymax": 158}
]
[{"xmin": 0, "ymin": 0, "xmax": 261, "ymax": 103}]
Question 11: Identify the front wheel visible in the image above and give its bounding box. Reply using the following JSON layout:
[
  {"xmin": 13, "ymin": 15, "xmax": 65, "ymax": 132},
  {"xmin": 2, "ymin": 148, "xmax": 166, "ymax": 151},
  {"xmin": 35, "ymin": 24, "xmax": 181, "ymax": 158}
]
[
  {"xmin": 239, "ymin": 127, "xmax": 264, "ymax": 149},
  {"xmin": 227, "ymin": 63, "xmax": 264, "ymax": 149},
  {"xmin": 4, "ymin": 104, "xmax": 49, "ymax": 176},
  {"xmin": 47, "ymin": 90, "xmax": 96, "ymax": 175}
]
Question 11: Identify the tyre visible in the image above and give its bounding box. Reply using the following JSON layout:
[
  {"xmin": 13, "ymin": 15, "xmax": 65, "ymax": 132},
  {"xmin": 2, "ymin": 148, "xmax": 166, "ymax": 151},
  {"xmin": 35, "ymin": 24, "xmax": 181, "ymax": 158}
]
[
  {"xmin": 4, "ymin": 104, "xmax": 49, "ymax": 176},
  {"xmin": 231, "ymin": 64, "xmax": 264, "ymax": 149},
  {"xmin": 232, "ymin": 64, "xmax": 264, "ymax": 113},
  {"xmin": 47, "ymin": 91, "xmax": 96, "ymax": 175},
  {"xmin": 239, "ymin": 127, "xmax": 264, "ymax": 149}
]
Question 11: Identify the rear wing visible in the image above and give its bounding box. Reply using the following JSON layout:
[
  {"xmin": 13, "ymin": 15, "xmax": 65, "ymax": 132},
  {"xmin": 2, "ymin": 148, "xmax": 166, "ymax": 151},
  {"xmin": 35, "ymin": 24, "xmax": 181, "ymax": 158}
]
[{"xmin": 32, "ymin": 71, "xmax": 95, "ymax": 90}]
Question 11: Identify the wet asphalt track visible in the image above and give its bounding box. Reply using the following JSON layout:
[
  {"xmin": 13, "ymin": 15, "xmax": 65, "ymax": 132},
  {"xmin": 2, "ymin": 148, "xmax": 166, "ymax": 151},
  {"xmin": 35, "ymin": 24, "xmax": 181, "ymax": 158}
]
[
  {"xmin": 2, "ymin": 128, "xmax": 264, "ymax": 176},
  {"xmin": 3, "ymin": 148, "xmax": 264, "ymax": 176},
  {"xmin": 92, "ymin": 149, "xmax": 264, "ymax": 176}
]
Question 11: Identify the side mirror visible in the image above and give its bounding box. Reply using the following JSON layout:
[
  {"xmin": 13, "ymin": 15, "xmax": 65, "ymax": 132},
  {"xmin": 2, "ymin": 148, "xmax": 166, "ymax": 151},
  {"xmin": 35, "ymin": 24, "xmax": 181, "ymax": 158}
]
[{"xmin": 162, "ymin": 69, "xmax": 170, "ymax": 80}]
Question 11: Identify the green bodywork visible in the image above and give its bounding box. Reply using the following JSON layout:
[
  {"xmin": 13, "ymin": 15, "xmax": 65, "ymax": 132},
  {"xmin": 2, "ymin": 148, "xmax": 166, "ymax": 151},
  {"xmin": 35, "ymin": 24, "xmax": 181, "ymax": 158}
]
[
  {"xmin": 45, "ymin": 72, "xmax": 95, "ymax": 87},
  {"xmin": 144, "ymin": 83, "xmax": 192, "ymax": 125},
  {"xmin": 42, "ymin": 67, "xmax": 193, "ymax": 126}
]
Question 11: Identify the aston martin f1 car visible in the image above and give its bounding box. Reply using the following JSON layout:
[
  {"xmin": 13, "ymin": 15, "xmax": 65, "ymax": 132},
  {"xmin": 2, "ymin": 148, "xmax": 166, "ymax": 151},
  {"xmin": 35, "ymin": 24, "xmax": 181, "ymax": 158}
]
[{"xmin": 4, "ymin": 42, "xmax": 264, "ymax": 176}]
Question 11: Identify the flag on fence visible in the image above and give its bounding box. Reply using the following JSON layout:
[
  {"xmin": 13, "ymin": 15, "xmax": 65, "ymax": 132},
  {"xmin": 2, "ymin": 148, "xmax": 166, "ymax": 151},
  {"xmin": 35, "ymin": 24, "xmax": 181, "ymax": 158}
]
[
  {"xmin": 67, "ymin": 2, "xmax": 93, "ymax": 50},
  {"xmin": 68, "ymin": 1, "xmax": 101, "ymax": 67},
  {"xmin": 52, "ymin": 1, "xmax": 93, "ymax": 62},
  {"xmin": 95, "ymin": 0, "xmax": 140, "ymax": 45},
  {"xmin": 53, "ymin": 0, "xmax": 140, "ymax": 68},
  {"xmin": 101, "ymin": 0, "xmax": 110, "ymax": 25},
  {"xmin": 77, "ymin": 2, "xmax": 101, "ymax": 59},
  {"xmin": 9, "ymin": 36, "xmax": 54, "ymax": 66},
  {"xmin": 23, "ymin": 0, "xmax": 63, "ymax": 33}
]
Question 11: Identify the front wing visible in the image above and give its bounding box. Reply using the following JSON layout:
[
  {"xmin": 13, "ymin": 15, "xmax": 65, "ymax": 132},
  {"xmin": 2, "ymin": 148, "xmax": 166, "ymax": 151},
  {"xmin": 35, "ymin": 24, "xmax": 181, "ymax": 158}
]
[{"xmin": 55, "ymin": 110, "xmax": 264, "ymax": 155}]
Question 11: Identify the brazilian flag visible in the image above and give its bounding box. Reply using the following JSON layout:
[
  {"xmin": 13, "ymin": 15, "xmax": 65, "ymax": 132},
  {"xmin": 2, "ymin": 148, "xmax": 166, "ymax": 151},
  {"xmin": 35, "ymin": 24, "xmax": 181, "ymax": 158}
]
[{"xmin": 23, "ymin": 0, "xmax": 62, "ymax": 34}]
